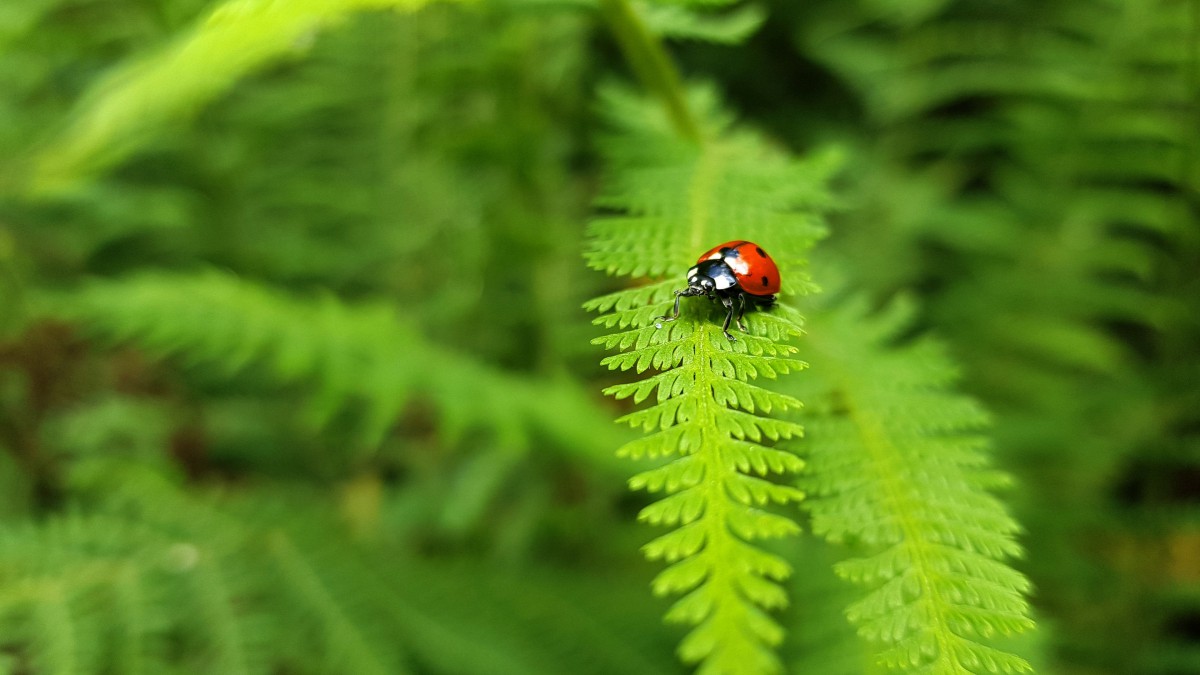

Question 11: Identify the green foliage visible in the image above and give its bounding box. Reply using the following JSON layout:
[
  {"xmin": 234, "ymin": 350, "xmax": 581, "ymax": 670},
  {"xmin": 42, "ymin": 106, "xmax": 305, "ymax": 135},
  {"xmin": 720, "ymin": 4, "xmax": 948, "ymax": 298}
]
[
  {"xmin": 802, "ymin": 0, "xmax": 1177, "ymax": 386},
  {"xmin": 791, "ymin": 288, "xmax": 1035, "ymax": 673},
  {"xmin": 53, "ymin": 269, "xmax": 621, "ymax": 463},
  {"xmin": 0, "ymin": 462, "xmax": 681, "ymax": 675},
  {"xmin": 785, "ymin": 0, "xmax": 1199, "ymax": 670},
  {"xmin": 641, "ymin": 3, "xmax": 767, "ymax": 44},
  {"xmin": 0, "ymin": 0, "xmax": 1191, "ymax": 671},
  {"xmin": 0, "ymin": 2, "xmax": 658, "ymax": 670},
  {"xmin": 585, "ymin": 79, "xmax": 829, "ymax": 673},
  {"xmin": 783, "ymin": 537, "xmax": 873, "ymax": 675},
  {"xmin": 27, "ymin": 0, "xmax": 466, "ymax": 194},
  {"xmin": 0, "ymin": 474, "xmax": 269, "ymax": 675}
]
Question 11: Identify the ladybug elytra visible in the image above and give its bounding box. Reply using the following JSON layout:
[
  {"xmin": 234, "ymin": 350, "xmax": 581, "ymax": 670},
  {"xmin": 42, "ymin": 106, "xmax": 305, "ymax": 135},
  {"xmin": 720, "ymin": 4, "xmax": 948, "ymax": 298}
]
[{"xmin": 656, "ymin": 240, "xmax": 780, "ymax": 341}]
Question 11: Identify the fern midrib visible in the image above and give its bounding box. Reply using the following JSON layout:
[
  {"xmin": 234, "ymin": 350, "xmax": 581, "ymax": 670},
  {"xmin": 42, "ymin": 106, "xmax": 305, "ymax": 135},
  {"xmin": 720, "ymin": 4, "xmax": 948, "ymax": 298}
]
[
  {"xmin": 694, "ymin": 324, "xmax": 743, "ymax": 647},
  {"xmin": 820, "ymin": 359, "xmax": 966, "ymax": 672}
]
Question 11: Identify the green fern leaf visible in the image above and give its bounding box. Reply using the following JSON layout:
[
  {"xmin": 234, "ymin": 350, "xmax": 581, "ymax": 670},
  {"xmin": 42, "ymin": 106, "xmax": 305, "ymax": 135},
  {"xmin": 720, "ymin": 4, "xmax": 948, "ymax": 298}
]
[
  {"xmin": 803, "ymin": 1, "xmax": 1180, "ymax": 391},
  {"xmin": 29, "ymin": 0, "xmax": 465, "ymax": 194},
  {"xmin": 791, "ymin": 291, "xmax": 1036, "ymax": 674},
  {"xmin": 3, "ymin": 462, "xmax": 673, "ymax": 675},
  {"xmin": 0, "ymin": 497, "xmax": 270, "ymax": 675},
  {"xmin": 49, "ymin": 270, "xmax": 624, "ymax": 466},
  {"xmin": 586, "ymin": 83, "xmax": 832, "ymax": 674}
]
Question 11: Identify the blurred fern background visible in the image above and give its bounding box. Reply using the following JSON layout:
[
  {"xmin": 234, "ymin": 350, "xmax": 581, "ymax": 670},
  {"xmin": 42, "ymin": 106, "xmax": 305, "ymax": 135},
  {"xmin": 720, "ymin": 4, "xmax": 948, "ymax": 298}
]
[{"xmin": 0, "ymin": 0, "xmax": 1195, "ymax": 673}]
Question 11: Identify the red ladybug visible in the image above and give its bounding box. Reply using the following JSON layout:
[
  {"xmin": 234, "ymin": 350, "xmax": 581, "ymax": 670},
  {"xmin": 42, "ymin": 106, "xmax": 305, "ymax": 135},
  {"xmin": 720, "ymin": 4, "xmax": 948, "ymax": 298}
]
[{"xmin": 656, "ymin": 240, "xmax": 780, "ymax": 341}]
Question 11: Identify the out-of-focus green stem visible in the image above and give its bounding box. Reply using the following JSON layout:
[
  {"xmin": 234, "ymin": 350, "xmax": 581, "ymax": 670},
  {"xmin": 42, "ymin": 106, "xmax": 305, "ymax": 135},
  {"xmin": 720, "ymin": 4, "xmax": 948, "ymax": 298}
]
[{"xmin": 598, "ymin": 0, "xmax": 703, "ymax": 144}]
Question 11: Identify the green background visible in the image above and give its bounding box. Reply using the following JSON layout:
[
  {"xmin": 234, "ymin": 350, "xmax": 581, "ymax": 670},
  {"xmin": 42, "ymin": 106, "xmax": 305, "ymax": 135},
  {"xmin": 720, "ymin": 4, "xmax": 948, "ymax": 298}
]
[{"xmin": 0, "ymin": 0, "xmax": 1195, "ymax": 673}]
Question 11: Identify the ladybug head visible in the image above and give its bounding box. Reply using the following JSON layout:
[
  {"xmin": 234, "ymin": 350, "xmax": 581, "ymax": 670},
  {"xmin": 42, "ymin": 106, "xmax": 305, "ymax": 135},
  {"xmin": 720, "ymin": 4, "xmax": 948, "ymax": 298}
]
[
  {"xmin": 680, "ymin": 259, "xmax": 735, "ymax": 297},
  {"xmin": 679, "ymin": 271, "xmax": 714, "ymax": 297}
]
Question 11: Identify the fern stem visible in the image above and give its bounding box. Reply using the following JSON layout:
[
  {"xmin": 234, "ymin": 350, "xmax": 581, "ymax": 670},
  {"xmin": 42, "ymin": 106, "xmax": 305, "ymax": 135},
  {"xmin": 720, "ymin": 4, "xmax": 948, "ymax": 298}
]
[{"xmin": 598, "ymin": 0, "xmax": 703, "ymax": 144}]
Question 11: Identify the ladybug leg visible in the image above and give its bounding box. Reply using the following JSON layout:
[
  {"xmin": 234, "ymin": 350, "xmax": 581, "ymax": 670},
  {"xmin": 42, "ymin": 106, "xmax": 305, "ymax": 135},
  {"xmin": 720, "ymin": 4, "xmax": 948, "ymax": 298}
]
[
  {"xmin": 735, "ymin": 293, "xmax": 748, "ymax": 333},
  {"xmin": 719, "ymin": 296, "xmax": 737, "ymax": 341},
  {"xmin": 655, "ymin": 290, "xmax": 685, "ymax": 327}
]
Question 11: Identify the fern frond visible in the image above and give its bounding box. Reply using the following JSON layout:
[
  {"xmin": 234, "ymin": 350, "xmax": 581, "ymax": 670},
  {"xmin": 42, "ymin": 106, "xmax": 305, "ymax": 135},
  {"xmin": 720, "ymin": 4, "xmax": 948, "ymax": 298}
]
[
  {"xmin": 0, "ymin": 502, "xmax": 269, "ymax": 674},
  {"xmin": 49, "ymin": 270, "xmax": 623, "ymax": 465},
  {"xmin": 29, "ymin": 0, "xmax": 465, "ymax": 194},
  {"xmin": 802, "ymin": 6, "xmax": 1189, "ymax": 664},
  {"xmin": 586, "ymin": 83, "xmax": 832, "ymax": 674},
  {"xmin": 0, "ymin": 460, "xmax": 681, "ymax": 675},
  {"xmin": 790, "ymin": 291, "xmax": 1036, "ymax": 674},
  {"xmin": 804, "ymin": 0, "xmax": 1186, "ymax": 390}
]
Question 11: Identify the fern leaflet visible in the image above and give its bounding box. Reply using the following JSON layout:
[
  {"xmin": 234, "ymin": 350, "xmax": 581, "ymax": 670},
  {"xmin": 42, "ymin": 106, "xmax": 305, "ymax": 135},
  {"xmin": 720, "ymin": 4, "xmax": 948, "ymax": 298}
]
[
  {"xmin": 586, "ymin": 82, "xmax": 831, "ymax": 674},
  {"xmin": 791, "ymin": 290, "xmax": 1036, "ymax": 674},
  {"xmin": 641, "ymin": 3, "xmax": 767, "ymax": 45}
]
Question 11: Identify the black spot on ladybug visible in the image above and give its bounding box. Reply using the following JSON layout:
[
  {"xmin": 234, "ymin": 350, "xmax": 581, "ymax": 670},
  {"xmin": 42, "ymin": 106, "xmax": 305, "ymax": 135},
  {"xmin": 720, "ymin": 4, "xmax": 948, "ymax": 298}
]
[
  {"xmin": 755, "ymin": 247, "xmax": 766, "ymax": 257},
  {"xmin": 761, "ymin": 276, "xmax": 769, "ymax": 287}
]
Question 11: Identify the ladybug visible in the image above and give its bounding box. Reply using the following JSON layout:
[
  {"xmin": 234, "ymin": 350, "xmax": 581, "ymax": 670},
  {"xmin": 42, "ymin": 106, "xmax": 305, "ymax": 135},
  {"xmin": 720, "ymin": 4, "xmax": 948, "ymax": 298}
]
[{"xmin": 656, "ymin": 240, "xmax": 780, "ymax": 341}]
